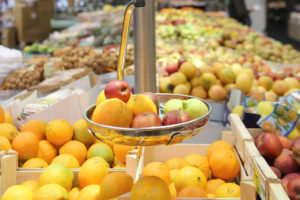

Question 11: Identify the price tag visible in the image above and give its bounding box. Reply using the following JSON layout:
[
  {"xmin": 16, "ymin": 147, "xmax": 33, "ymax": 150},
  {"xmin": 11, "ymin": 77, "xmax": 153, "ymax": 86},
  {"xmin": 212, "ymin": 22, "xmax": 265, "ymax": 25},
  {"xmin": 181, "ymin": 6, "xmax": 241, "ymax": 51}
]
[{"xmin": 253, "ymin": 164, "xmax": 266, "ymax": 200}]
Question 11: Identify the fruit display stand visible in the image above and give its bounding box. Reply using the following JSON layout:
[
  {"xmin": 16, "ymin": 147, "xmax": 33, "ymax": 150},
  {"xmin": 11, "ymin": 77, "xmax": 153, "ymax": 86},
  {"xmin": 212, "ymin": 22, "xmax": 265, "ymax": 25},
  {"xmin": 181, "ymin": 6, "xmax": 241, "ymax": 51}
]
[
  {"xmin": 0, "ymin": 149, "xmax": 139, "ymax": 196},
  {"xmin": 135, "ymin": 130, "xmax": 256, "ymax": 200},
  {"xmin": 137, "ymin": 132, "xmax": 256, "ymax": 200},
  {"xmin": 229, "ymin": 113, "xmax": 289, "ymax": 200}
]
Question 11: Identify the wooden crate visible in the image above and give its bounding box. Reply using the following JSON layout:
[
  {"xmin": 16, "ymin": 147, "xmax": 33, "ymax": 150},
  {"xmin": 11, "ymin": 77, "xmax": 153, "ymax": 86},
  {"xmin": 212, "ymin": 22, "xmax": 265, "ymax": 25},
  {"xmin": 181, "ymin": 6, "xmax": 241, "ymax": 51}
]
[
  {"xmin": 0, "ymin": 149, "xmax": 139, "ymax": 196},
  {"xmin": 136, "ymin": 131, "xmax": 256, "ymax": 200},
  {"xmin": 229, "ymin": 113, "xmax": 289, "ymax": 200}
]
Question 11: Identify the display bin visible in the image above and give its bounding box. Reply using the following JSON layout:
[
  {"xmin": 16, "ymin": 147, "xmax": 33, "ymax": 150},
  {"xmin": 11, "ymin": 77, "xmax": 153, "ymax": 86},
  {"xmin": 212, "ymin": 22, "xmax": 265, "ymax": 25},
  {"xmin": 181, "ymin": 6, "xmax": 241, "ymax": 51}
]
[
  {"xmin": 229, "ymin": 113, "xmax": 289, "ymax": 200},
  {"xmin": 135, "ymin": 130, "xmax": 256, "ymax": 200},
  {"xmin": 0, "ymin": 149, "xmax": 139, "ymax": 196}
]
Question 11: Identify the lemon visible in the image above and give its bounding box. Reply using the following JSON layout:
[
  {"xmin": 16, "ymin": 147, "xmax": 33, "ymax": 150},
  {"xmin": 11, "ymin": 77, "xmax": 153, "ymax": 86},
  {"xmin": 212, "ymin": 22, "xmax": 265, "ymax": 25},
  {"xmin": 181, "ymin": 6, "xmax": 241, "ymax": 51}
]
[
  {"xmin": 232, "ymin": 105, "xmax": 244, "ymax": 117},
  {"xmin": 127, "ymin": 94, "xmax": 157, "ymax": 116},
  {"xmin": 257, "ymin": 101, "xmax": 273, "ymax": 118},
  {"xmin": 2, "ymin": 185, "xmax": 33, "ymax": 200},
  {"xmin": 33, "ymin": 183, "xmax": 68, "ymax": 200},
  {"xmin": 77, "ymin": 185, "xmax": 100, "ymax": 200},
  {"xmin": 174, "ymin": 166, "xmax": 207, "ymax": 192},
  {"xmin": 96, "ymin": 90, "xmax": 106, "ymax": 106},
  {"xmin": 39, "ymin": 163, "xmax": 74, "ymax": 191}
]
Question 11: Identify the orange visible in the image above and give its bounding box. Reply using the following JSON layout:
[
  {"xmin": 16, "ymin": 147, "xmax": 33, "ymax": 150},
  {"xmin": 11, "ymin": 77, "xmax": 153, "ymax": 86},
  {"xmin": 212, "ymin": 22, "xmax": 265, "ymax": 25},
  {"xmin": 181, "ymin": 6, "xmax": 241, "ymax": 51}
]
[
  {"xmin": 21, "ymin": 120, "xmax": 47, "ymax": 140},
  {"xmin": 142, "ymin": 162, "xmax": 171, "ymax": 185},
  {"xmin": 22, "ymin": 180, "xmax": 39, "ymax": 192},
  {"xmin": 87, "ymin": 142, "xmax": 114, "ymax": 165},
  {"xmin": 39, "ymin": 163, "xmax": 74, "ymax": 191},
  {"xmin": 51, "ymin": 154, "xmax": 80, "ymax": 168},
  {"xmin": 206, "ymin": 140, "xmax": 234, "ymax": 160},
  {"xmin": 0, "ymin": 123, "xmax": 19, "ymax": 141},
  {"xmin": 12, "ymin": 132, "xmax": 39, "ymax": 162},
  {"xmin": 206, "ymin": 179, "xmax": 225, "ymax": 193},
  {"xmin": 184, "ymin": 154, "xmax": 210, "ymax": 178},
  {"xmin": 37, "ymin": 140, "xmax": 57, "ymax": 164},
  {"xmin": 76, "ymin": 185, "xmax": 100, "ymax": 200},
  {"xmin": 73, "ymin": 119, "xmax": 94, "ymax": 147},
  {"xmin": 113, "ymin": 144, "xmax": 139, "ymax": 164},
  {"xmin": 69, "ymin": 187, "xmax": 80, "ymax": 200},
  {"xmin": 46, "ymin": 119, "xmax": 73, "ymax": 147},
  {"xmin": 174, "ymin": 166, "xmax": 207, "ymax": 192},
  {"xmin": 177, "ymin": 186, "xmax": 207, "ymax": 197},
  {"xmin": 0, "ymin": 106, "xmax": 4, "ymax": 123},
  {"xmin": 169, "ymin": 183, "xmax": 177, "ymax": 200},
  {"xmin": 78, "ymin": 157, "xmax": 109, "ymax": 188},
  {"xmin": 215, "ymin": 183, "xmax": 240, "ymax": 198},
  {"xmin": 59, "ymin": 140, "xmax": 87, "ymax": 165},
  {"xmin": 209, "ymin": 149, "xmax": 240, "ymax": 181},
  {"xmin": 4, "ymin": 112, "xmax": 13, "ymax": 124},
  {"xmin": 165, "ymin": 157, "xmax": 187, "ymax": 170},
  {"xmin": 130, "ymin": 176, "xmax": 171, "ymax": 200},
  {"xmin": 92, "ymin": 98, "xmax": 133, "ymax": 127},
  {"xmin": 2, "ymin": 185, "xmax": 33, "ymax": 200},
  {"xmin": 33, "ymin": 183, "xmax": 68, "ymax": 200},
  {"xmin": 22, "ymin": 158, "xmax": 48, "ymax": 168},
  {"xmin": 0, "ymin": 136, "xmax": 11, "ymax": 152},
  {"xmin": 100, "ymin": 172, "xmax": 133, "ymax": 199}
]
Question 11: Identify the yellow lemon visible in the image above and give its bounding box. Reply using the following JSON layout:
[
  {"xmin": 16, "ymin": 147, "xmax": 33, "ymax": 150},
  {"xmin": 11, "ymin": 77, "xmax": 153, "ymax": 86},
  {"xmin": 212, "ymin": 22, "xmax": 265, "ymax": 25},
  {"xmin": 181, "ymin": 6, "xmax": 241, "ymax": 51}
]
[
  {"xmin": 2, "ymin": 185, "xmax": 33, "ymax": 200},
  {"xmin": 126, "ymin": 94, "xmax": 157, "ymax": 116}
]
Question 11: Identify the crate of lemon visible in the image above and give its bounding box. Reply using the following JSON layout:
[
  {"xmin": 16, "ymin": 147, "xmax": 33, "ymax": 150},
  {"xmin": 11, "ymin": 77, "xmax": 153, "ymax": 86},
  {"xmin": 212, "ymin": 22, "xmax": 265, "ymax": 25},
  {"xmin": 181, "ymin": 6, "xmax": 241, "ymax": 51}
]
[{"xmin": 84, "ymin": 80, "xmax": 211, "ymax": 146}]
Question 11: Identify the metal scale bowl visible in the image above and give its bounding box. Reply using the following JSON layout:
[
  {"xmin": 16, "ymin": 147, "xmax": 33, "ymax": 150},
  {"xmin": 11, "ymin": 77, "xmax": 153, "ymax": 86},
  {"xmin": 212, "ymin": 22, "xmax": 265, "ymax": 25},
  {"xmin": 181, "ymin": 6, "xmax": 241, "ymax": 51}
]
[{"xmin": 84, "ymin": 0, "xmax": 211, "ymax": 146}]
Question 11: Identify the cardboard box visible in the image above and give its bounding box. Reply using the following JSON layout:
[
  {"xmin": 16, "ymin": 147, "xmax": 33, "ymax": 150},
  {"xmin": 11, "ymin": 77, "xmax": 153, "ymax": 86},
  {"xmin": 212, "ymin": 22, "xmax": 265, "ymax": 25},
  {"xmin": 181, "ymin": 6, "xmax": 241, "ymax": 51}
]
[
  {"xmin": 1, "ymin": 28, "xmax": 16, "ymax": 48},
  {"xmin": 14, "ymin": 0, "xmax": 53, "ymax": 42}
]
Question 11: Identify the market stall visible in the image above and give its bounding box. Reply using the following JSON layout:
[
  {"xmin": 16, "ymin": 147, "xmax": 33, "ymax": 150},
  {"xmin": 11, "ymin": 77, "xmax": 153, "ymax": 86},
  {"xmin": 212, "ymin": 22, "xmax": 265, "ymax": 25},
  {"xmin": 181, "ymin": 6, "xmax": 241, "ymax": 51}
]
[{"xmin": 0, "ymin": 0, "xmax": 300, "ymax": 199}]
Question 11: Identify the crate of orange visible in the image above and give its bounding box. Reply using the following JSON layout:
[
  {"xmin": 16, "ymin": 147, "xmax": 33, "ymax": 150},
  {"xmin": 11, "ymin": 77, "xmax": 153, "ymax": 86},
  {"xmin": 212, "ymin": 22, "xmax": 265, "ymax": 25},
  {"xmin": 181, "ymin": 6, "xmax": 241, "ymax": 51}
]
[
  {"xmin": 229, "ymin": 113, "xmax": 289, "ymax": 200},
  {"xmin": 131, "ymin": 130, "xmax": 256, "ymax": 199},
  {"xmin": 0, "ymin": 117, "xmax": 141, "ymax": 197}
]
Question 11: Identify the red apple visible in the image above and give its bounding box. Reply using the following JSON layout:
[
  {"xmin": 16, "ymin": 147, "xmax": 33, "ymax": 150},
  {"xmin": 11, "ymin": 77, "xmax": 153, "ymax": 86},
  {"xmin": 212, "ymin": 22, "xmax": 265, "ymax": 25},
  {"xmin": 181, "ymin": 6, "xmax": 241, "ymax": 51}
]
[
  {"xmin": 278, "ymin": 136, "xmax": 292, "ymax": 150},
  {"xmin": 274, "ymin": 152, "xmax": 299, "ymax": 176},
  {"xmin": 270, "ymin": 166, "xmax": 282, "ymax": 179},
  {"xmin": 292, "ymin": 137, "xmax": 300, "ymax": 158},
  {"xmin": 104, "ymin": 80, "xmax": 131, "ymax": 102},
  {"xmin": 178, "ymin": 58, "xmax": 187, "ymax": 67},
  {"xmin": 142, "ymin": 92, "xmax": 159, "ymax": 113},
  {"xmin": 162, "ymin": 110, "xmax": 191, "ymax": 126},
  {"xmin": 287, "ymin": 176, "xmax": 300, "ymax": 200},
  {"xmin": 165, "ymin": 62, "xmax": 179, "ymax": 75},
  {"xmin": 254, "ymin": 132, "xmax": 283, "ymax": 159},
  {"xmin": 282, "ymin": 173, "xmax": 300, "ymax": 191},
  {"xmin": 131, "ymin": 112, "xmax": 162, "ymax": 128}
]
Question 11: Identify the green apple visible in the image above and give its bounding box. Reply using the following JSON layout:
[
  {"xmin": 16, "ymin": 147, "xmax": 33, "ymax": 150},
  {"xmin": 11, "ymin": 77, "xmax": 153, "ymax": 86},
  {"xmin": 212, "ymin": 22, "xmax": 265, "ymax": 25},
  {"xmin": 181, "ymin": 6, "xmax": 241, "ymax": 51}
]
[
  {"xmin": 182, "ymin": 98, "xmax": 208, "ymax": 119},
  {"xmin": 164, "ymin": 99, "xmax": 183, "ymax": 114}
]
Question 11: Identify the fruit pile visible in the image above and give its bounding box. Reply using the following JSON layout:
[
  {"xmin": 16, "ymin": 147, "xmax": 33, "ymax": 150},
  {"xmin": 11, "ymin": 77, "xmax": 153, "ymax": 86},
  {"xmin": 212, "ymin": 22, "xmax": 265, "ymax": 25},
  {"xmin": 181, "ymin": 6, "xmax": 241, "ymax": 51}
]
[
  {"xmin": 254, "ymin": 131, "xmax": 300, "ymax": 200},
  {"xmin": 92, "ymin": 80, "xmax": 209, "ymax": 128},
  {"xmin": 136, "ymin": 140, "xmax": 241, "ymax": 199},
  {"xmin": 1, "ymin": 140, "xmax": 241, "ymax": 200},
  {"xmin": 0, "ymin": 114, "xmax": 140, "ymax": 169},
  {"xmin": 156, "ymin": 8, "xmax": 300, "ymax": 64},
  {"xmin": 2, "ymin": 163, "xmax": 134, "ymax": 200},
  {"xmin": 159, "ymin": 57, "xmax": 300, "ymax": 102}
]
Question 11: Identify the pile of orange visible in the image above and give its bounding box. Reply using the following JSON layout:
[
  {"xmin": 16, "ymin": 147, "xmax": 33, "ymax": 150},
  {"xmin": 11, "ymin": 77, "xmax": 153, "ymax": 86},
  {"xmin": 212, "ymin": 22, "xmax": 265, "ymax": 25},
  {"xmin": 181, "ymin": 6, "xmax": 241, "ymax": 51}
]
[
  {"xmin": 137, "ymin": 140, "xmax": 241, "ymax": 199},
  {"xmin": 0, "ymin": 116, "xmax": 140, "ymax": 169}
]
